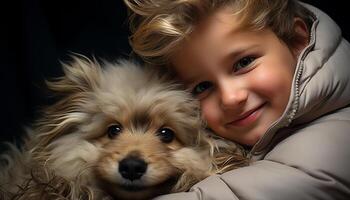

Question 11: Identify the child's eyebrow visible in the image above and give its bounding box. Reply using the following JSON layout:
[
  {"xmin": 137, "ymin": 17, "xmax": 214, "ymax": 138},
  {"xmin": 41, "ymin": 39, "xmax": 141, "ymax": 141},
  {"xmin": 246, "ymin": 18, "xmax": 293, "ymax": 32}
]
[
  {"xmin": 183, "ymin": 75, "xmax": 200, "ymax": 87},
  {"xmin": 226, "ymin": 44, "xmax": 262, "ymax": 61},
  {"xmin": 173, "ymin": 65, "xmax": 204, "ymax": 86}
]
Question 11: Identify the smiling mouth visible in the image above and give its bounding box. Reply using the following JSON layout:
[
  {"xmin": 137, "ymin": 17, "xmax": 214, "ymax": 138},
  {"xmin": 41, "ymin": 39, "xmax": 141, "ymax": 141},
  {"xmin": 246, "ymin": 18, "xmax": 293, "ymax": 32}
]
[{"xmin": 227, "ymin": 103, "xmax": 266, "ymax": 127}]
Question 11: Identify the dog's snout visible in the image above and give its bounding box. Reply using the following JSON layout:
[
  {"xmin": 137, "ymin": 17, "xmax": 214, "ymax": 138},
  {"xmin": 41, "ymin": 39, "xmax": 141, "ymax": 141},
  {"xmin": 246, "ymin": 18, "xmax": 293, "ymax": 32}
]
[{"xmin": 119, "ymin": 157, "xmax": 148, "ymax": 181}]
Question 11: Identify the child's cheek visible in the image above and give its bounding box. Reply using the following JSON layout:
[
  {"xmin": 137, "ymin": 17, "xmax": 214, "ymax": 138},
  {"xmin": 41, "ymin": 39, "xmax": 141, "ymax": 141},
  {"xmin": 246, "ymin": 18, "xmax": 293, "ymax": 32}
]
[
  {"xmin": 200, "ymin": 99, "xmax": 222, "ymax": 131},
  {"xmin": 248, "ymin": 63, "xmax": 294, "ymax": 122},
  {"xmin": 250, "ymin": 64, "xmax": 293, "ymax": 101}
]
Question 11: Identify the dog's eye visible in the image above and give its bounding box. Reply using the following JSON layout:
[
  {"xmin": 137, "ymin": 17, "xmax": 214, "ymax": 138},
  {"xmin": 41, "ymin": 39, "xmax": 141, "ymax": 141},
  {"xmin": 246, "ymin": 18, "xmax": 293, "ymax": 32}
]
[
  {"xmin": 156, "ymin": 128, "xmax": 175, "ymax": 143},
  {"xmin": 107, "ymin": 124, "xmax": 123, "ymax": 138}
]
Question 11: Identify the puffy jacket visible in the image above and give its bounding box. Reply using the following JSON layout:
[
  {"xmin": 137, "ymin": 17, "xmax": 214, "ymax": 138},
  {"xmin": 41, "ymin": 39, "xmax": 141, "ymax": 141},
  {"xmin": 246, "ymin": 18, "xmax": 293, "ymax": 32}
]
[{"xmin": 154, "ymin": 3, "xmax": 350, "ymax": 200}]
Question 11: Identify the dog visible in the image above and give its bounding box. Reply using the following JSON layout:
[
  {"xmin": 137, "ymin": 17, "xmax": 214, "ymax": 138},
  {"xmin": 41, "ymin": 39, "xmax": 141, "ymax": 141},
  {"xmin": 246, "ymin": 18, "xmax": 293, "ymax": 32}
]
[{"xmin": 0, "ymin": 56, "xmax": 247, "ymax": 200}]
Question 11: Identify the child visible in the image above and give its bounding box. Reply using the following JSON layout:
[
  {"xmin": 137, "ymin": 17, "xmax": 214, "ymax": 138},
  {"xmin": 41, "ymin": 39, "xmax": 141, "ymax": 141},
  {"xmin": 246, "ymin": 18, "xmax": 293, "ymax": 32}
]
[{"xmin": 124, "ymin": 0, "xmax": 350, "ymax": 199}]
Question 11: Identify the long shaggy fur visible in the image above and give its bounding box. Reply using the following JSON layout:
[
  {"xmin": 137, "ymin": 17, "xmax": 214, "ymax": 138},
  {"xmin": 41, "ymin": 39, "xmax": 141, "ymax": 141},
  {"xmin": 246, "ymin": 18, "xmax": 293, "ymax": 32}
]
[{"xmin": 0, "ymin": 56, "xmax": 248, "ymax": 200}]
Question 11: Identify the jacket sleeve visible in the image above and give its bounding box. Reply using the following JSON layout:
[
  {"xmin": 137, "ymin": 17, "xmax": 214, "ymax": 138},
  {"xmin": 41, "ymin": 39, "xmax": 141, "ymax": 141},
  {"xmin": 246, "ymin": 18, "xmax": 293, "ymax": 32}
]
[{"xmin": 153, "ymin": 120, "xmax": 350, "ymax": 200}]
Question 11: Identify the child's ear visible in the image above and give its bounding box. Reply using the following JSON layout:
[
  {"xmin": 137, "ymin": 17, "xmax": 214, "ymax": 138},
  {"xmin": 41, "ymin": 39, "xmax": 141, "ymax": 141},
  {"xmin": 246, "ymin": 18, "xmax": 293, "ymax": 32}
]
[{"xmin": 291, "ymin": 18, "xmax": 309, "ymax": 58}]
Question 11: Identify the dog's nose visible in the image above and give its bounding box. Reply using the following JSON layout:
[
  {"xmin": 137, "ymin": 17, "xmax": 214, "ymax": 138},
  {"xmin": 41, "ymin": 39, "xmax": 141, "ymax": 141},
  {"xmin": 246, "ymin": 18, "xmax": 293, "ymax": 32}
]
[{"xmin": 119, "ymin": 157, "xmax": 148, "ymax": 181}]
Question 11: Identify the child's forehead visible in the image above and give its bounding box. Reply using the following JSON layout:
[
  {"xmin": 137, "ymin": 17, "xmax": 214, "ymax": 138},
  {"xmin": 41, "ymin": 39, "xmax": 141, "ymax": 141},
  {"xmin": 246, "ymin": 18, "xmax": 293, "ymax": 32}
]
[
  {"xmin": 178, "ymin": 8, "xmax": 259, "ymax": 57},
  {"xmin": 196, "ymin": 6, "xmax": 246, "ymax": 33},
  {"xmin": 184, "ymin": 7, "xmax": 257, "ymax": 54}
]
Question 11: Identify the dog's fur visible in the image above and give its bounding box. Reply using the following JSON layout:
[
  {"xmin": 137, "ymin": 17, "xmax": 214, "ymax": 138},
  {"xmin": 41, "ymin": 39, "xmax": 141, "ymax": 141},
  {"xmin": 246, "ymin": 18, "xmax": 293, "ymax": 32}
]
[{"xmin": 0, "ymin": 56, "xmax": 248, "ymax": 200}]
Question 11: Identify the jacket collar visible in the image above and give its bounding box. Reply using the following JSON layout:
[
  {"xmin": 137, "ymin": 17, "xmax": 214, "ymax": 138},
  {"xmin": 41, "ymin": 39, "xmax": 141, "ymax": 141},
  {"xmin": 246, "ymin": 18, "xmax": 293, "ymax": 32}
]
[{"xmin": 250, "ymin": 3, "xmax": 348, "ymax": 158}]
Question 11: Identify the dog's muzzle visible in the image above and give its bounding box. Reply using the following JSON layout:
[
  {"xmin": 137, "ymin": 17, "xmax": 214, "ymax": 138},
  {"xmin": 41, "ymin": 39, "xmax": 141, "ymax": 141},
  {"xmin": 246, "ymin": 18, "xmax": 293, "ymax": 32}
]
[{"xmin": 119, "ymin": 156, "xmax": 148, "ymax": 181}]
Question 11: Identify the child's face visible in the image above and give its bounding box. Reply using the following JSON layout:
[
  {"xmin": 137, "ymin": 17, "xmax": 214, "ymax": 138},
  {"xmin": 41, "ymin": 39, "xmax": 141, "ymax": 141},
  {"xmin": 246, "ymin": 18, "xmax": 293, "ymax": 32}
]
[{"xmin": 171, "ymin": 8, "xmax": 299, "ymax": 146}]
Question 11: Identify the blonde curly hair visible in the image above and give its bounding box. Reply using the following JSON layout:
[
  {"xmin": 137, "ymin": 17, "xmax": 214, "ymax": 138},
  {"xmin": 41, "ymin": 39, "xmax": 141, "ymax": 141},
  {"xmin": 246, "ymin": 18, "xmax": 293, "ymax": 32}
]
[{"xmin": 123, "ymin": 0, "xmax": 313, "ymax": 65}]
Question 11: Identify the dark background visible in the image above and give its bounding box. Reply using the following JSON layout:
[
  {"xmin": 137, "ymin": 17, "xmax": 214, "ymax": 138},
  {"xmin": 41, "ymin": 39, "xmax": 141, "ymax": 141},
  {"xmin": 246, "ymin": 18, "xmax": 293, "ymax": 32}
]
[{"xmin": 0, "ymin": 0, "xmax": 349, "ymax": 144}]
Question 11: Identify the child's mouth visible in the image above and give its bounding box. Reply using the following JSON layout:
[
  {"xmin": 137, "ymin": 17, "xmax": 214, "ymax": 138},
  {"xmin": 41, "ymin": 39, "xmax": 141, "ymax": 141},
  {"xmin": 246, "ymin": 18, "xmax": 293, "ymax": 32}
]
[{"xmin": 227, "ymin": 103, "xmax": 266, "ymax": 127}]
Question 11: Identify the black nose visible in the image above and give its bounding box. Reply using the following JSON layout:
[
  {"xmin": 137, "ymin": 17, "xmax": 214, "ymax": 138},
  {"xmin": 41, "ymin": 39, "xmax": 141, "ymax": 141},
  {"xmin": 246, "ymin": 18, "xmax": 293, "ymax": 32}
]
[{"xmin": 118, "ymin": 157, "xmax": 148, "ymax": 181}]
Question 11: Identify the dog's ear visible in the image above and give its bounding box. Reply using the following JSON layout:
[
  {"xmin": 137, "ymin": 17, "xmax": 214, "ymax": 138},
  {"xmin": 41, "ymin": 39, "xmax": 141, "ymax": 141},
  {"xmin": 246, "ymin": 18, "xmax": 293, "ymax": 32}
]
[
  {"xmin": 32, "ymin": 55, "xmax": 102, "ymax": 149},
  {"xmin": 46, "ymin": 55, "xmax": 101, "ymax": 94}
]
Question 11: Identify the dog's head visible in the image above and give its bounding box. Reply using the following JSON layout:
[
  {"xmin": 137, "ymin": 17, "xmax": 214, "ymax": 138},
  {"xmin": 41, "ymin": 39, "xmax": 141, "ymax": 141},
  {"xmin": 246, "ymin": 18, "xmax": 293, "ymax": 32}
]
[{"xmin": 31, "ymin": 56, "xmax": 211, "ymax": 199}]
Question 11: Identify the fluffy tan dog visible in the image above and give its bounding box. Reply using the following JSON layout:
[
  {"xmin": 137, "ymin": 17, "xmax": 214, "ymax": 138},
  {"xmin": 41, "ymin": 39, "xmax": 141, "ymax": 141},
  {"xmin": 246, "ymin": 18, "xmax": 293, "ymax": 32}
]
[{"xmin": 0, "ymin": 56, "xmax": 247, "ymax": 200}]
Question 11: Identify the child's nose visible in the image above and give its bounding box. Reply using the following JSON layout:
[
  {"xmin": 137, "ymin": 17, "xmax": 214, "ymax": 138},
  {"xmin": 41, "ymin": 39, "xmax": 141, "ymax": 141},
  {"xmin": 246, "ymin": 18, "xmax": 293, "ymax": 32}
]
[{"xmin": 219, "ymin": 84, "xmax": 248, "ymax": 109}]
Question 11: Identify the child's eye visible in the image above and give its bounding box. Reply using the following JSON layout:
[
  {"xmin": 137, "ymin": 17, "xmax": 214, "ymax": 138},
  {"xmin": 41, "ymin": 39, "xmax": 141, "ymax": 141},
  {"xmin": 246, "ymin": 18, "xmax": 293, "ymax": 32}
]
[
  {"xmin": 233, "ymin": 56, "xmax": 256, "ymax": 72},
  {"xmin": 192, "ymin": 81, "xmax": 213, "ymax": 96}
]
